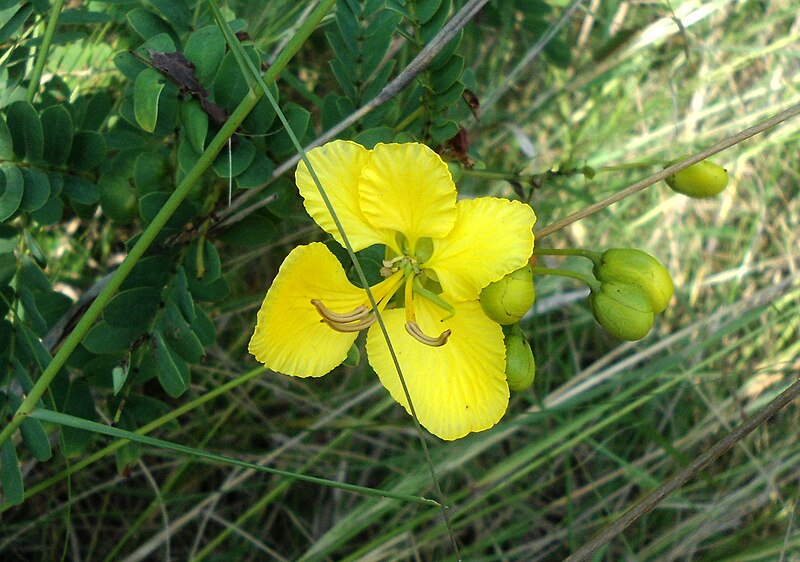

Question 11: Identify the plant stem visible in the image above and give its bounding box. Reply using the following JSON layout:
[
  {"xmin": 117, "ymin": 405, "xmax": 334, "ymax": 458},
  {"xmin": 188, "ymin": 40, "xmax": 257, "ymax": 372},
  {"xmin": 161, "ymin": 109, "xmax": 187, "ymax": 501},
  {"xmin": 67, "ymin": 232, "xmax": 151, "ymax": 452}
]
[
  {"xmin": 26, "ymin": 0, "xmax": 65, "ymax": 102},
  {"xmin": 530, "ymin": 266, "xmax": 599, "ymax": 291},
  {"xmin": 533, "ymin": 247, "xmax": 601, "ymax": 262}
]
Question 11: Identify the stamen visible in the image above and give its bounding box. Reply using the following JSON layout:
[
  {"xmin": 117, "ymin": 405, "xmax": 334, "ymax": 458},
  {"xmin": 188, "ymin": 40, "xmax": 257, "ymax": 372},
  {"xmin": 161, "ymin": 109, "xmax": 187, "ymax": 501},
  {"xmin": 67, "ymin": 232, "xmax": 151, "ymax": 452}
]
[
  {"xmin": 405, "ymin": 321, "xmax": 451, "ymax": 347},
  {"xmin": 322, "ymin": 315, "xmax": 377, "ymax": 333},
  {"xmin": 404, "ymin": 274, "xmax": 416, "ymax": 324},
  {"xmin": 311, "ymin": 299, "xmax": 369, "ymax": 323}
]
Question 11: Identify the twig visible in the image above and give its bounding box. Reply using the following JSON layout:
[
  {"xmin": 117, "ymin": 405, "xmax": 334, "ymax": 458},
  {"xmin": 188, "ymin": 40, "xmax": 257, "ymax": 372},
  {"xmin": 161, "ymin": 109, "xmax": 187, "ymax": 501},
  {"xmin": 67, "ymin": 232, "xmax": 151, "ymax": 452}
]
[
  {"xmin": 536, "ymin": 102, "xmax": 800, "ymax": 239},
  {"xmin": 565, "ymin": 374, "xmax": 800, "ymax": 561}
]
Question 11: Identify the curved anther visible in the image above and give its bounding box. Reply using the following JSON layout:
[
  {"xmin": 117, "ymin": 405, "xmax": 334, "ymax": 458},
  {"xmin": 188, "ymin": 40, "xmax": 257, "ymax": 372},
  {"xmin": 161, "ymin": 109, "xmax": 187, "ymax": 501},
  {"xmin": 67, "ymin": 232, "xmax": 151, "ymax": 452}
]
[
  {"xmin": 405, "ymin": 321, "xmax": 451, "ymax": 347},
  {"xmin": 321, "ymin": 315, "xmax": 377, "ymax": 333},
  {"xmin": 311, "ymin": 299, "xmax": 369, "ymax": 323}
]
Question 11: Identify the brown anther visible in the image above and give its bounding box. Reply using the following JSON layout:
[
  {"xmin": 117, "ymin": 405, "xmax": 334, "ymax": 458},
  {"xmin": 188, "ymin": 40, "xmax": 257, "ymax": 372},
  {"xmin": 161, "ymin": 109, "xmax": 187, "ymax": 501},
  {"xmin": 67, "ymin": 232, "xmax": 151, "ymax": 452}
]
[
  {"xmin": 311, "ymin": 299, "xmax": 369, "ymax": 323},
  {"xmin": 321, "ymin": 315, "xmax": 377, "ymax": 333},
  {"xmin": 405, "ymin": 321, "xmax": 451, "ymax": 347}
]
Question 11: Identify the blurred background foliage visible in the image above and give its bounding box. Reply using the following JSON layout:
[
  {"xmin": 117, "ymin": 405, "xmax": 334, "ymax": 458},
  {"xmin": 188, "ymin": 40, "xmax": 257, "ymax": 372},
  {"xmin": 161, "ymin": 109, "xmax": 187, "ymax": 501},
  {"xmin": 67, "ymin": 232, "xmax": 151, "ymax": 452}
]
[{"xmin": 1, "ymin": 0, "xmax": 799, "ymax": 559}]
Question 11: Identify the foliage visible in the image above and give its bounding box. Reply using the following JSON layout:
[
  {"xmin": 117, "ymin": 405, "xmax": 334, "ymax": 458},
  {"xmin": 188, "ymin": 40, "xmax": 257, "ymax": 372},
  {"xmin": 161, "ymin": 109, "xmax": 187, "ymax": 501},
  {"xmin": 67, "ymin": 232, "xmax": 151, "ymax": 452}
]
[{"xmin": 1, "ymin": 0, "xmax": 799, "ymax": 560}]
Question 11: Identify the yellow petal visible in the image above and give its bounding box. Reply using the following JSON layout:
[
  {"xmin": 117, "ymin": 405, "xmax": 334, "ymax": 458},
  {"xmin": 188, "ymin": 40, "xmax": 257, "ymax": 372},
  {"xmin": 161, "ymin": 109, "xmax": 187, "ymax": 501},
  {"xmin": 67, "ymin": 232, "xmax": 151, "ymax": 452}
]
[
  {"xmin": 296, "ymin": 140, "xmax": 391, "ymax": 251},
  {"xmin": 249, "ymin": 243, "xmax": 364, "ymax": 377},
  {"xmin": 424, "ymin": 198, "xmax": 536, "ymax": 302},
  {"xmin": 359, "ymin": 143, "xmax": 457, "ymax": 252},
  {"xmin": 366, "ymin": 299, "xmax": 509, "ymax": 440}
]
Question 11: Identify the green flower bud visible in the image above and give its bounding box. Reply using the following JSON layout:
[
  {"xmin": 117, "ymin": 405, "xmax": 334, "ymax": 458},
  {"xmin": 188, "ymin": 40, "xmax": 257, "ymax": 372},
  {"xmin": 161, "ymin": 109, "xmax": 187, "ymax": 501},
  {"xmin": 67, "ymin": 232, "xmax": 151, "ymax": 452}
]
[
  {"xmin": 665, "ymin": 160, "xmax": 729, "ymax": 198},
  {"xmin": 593, "ymin": 249, "xmax": 674, "ymax": 313},
  {"xmin": 480, "ymin": 264, "xmax": 536, "ymax": 325},
  {"xmin": 505, "ymin": 332, "xmax": 536, "ymax": 391},
  {"xmin": 589, "ymin": 282, "xmax": 654, "ymax": 341}
]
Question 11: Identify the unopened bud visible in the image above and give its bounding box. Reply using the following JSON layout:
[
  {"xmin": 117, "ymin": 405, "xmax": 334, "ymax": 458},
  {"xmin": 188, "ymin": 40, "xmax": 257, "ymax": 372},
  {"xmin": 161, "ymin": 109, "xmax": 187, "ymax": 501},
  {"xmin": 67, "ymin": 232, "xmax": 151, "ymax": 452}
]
[
  {"xmin": 665, "ymin": 159, "xmax": 729, "ymax": 198},
  {"xmin": 505, "ymin": 332, "xmax": 536, "ymax": 391},
  {"xmin": 480, "ymin": 264, "xmax": 536, "ymax": 325},
  {"xmin": 593, "ymin": 249, "xmax": 673, "ymax": 313},
  {"xmin": 589, "ymin": 282, "xmax": 654, "ymax": 341}
]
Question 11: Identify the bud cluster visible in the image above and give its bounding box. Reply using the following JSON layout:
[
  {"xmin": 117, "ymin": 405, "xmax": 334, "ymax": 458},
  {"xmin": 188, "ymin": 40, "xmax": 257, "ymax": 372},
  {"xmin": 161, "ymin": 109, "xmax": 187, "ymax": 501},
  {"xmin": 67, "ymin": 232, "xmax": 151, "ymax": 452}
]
[{"xmin": 588, "ymin": 249, "xmax": 674, "ymax": 340}]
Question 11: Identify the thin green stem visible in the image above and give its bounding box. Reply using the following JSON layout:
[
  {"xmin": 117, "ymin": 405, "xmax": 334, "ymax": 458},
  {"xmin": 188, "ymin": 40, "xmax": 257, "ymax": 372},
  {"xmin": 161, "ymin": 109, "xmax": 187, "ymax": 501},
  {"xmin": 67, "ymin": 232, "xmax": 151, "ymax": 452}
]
[
  {"xmin": 530, "ymin": 266, "xmax": 599, "ymax": 291},
  {"xmin": 0, "ymin": 1, "xmax": 331, "ymax": 451},
  {"xmin": 598, "ymin": 159, "xmax": 665, "ymax": 172},
  {"xmin": 26, "ymin": 0, "xmax": 65, "ymax": 102},
  {"xmin": 533, "ymin": 247, "xmax": 601, "ymax": 262}
]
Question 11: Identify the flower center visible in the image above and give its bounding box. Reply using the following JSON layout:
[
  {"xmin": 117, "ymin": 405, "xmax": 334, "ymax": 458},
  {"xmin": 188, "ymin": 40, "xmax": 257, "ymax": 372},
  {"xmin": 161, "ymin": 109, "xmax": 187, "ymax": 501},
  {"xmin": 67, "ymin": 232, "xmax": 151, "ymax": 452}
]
[{"xmin": 312, "ymin": 242, "xmax": 454, "ymax": 347}]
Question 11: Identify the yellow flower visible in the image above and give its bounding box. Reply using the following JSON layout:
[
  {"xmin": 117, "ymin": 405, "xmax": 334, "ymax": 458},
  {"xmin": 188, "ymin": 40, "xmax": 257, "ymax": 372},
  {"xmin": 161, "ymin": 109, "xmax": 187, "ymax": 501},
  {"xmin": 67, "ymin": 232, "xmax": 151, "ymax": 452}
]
[{"xmin": 249, "ymin": 140, "xmax": 536, "ymax": 440}]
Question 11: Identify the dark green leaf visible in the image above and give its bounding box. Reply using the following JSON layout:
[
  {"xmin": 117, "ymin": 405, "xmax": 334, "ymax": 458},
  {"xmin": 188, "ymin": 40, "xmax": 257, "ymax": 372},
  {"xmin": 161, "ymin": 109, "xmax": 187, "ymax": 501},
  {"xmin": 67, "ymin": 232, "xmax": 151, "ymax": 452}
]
[
  {"xmin": 184, "ymin": 25, "xmax": 226, "ymax": 83},
  {"xmin": 31, "ymin": 195, "xmax": 63, "ymax": 225},
  {"xmin": 1, "ymin": 440, "xmax": 23, "ymax": 505},
  {"xmin": 152, "ymin": 329, "xmax": 189, "ymax": 397},
  {"xmin": 0, "ymin": 253, "xmax": 15, "ymax": 285},
  {"xmin": 20, "ymin": 415, "xmax": 52, "ymax": 461},
  {"xmin": 157, "ymin": 301, "xmax": 204, "ymax": 363},
  {"xmin": 213, "ymin": 48, "xmax": 261, "ymax": 110},
  {"xmin": 18, "ymin": 286, "xmax": 47, "ymax": 335},
  {"xmin": 434, "ymin": 80, "xmax": 465, "ymax": 110},
  {"xmin": 243, "ymin": 91, "xmax": 278, "ymax": 134},
  {"xmin": 126, "ymin": 7, "xmax": 175, "ymax": 41},
  {"xmin": 134, "ymin": 67, "xmax": 166, "ymax": 133},
  {"xmin": 138, "ymin": 31, "xmax": 176, "ymax": 53},
  {"xmin": 188, "ymin": 276, "xmax": 228, "ymax": 302},
  {"xmin": 59, "ymin": 9, "xmax": 114, "ymax": 24},
  {"xmin": 173, "ymin": 266, "xmax": 194, "ymax": 321},
  {"xmin": 6, "ymin": 100, "xmax": 44, "ymax": 162},
  {"xmin": 430, "ymin": 55, "xmax": 463, "ymax": 93},
  {"xmin": 114, "ymin": 50, "xmax": 148, "ymax": 81},
  {"xmin": 18, "ymin": 257, "xmax": 50, "ymax": 292},
  {"xmin": 98, "ymin": 170, "xmax": 138, "ymax": 223},
  {"xmin": 335, "ymin": 1, "xmax": 360, "ymax": 58},
  {"xmin": 212, "ymin": 137, "xmax": 255, "ymax": 178},
  {"xmin": 0, "ymin": 165, "xmax": 24, "ymax": 220},
  {"xmin": 269, "ymin": 103, "xmax": 311, "ymax": 158},
  {"xmin": 20, "ymin": 168, "xmax": 51, "ymax": 212},
  {"xmin": 431, "ymin": 29, "xmax": 462, "ymax": 69},
  {"xmin": 40, "ymin": 105, "xmax": 74, "ymax": 166},
  {"xmin": 191, "ymin": 307, "xmax": 216, "ymax": 346},
  {"xmin": 75, "ymin": 92, "xmax": 113, "ymax": 131},
  {"xmin": 416, "ymin": 0, "xmax": 444, "ymax": 24},
  {"xmin": 145, "ymin": 0, "xmax": 190, "ymax": 31},
  {"xmin": 83, "ymin": 321, "xmax": 144, "ymax": 354},
  {"xmin": 329, "ymin": 56, "xmax": 358, "ymax": 101},
  {"xmin": 0, "ymin": 116, "xmax": 15, "ymax": 159},
  {"xmin": 22, "ymin": 229, "xmax": 46, "ymax": 267},
  {"xmin": 353, "ymin": 127, "xmax": 397, "ymax": 148},
  {"xmin": 67, "ymin": 131, "xmax": 106, "ymax": 171},
  {"xmin": 236, "ymin": 154, "xmax": 275, "ymax": 189},
  {"xmin": 61, "ymin": 378, "xmax": 96, "ymax": 457},
  {"xmin": 180, "ymin": 99, "xmax": 208, "ymax": 153},
  {"xmin": 218, "ymin": 213, "xmax": 276, "ymax": 247},
  {"xmin": 121, "ymin": 255, "xmax": 173, "ymax": 290},
  {"xmin": 185, "ymin": 240, "xmax": 221, "ymax": 284},
  {"xmin": 104, "ymin": 287, "xmax": 161, "ymax": 328},
  {"xmin": 14, "ymin": 321, "xmax": 52, "ymax": 372},
  {"xmin": 62, "ymin": 175, "xmax": 98, "ymax": 205},
  {"xmin": 420, "ymin": 0, "xmax": 450, "ymax": 42},
  {"xmin": 138, "ymin": 191, "xmax": 198, "ymax": 231}
]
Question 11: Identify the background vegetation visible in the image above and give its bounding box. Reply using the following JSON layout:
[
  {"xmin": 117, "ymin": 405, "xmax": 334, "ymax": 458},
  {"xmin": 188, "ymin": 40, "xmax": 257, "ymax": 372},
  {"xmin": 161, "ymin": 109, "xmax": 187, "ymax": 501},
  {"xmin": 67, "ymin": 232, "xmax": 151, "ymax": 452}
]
[{"xmin": 1, "ymin": 0, "xmax": 798, "ymax": 560}]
